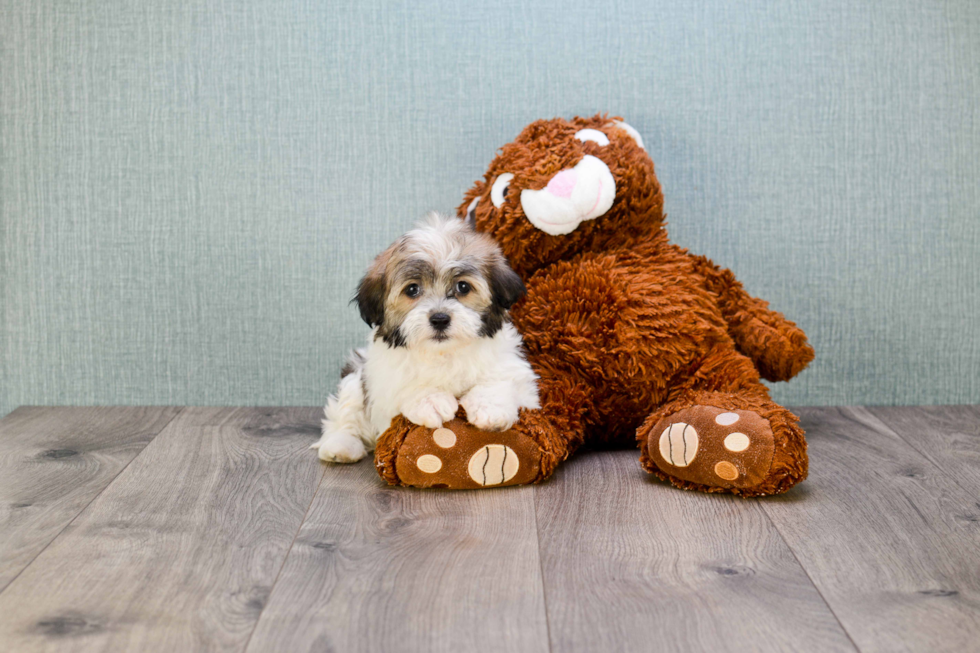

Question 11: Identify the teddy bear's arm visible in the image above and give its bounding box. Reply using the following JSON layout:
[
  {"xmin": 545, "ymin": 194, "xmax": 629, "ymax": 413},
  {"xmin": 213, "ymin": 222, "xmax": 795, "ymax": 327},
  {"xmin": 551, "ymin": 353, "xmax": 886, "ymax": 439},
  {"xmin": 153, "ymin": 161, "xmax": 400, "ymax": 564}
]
[{"xmin": 691, "ymin": 255, "xmax": 814, "ymax": 382}]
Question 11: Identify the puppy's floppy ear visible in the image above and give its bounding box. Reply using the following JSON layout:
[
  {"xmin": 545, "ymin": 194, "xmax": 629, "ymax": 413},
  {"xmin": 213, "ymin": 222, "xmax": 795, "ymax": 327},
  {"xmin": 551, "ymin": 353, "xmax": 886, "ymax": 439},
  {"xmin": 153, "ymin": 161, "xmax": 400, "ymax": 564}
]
[
  {"xmin": 355, "ymin": 273, "xmax": 385, "ymax": 327},
  {"xmin": 488, "ymin": 256, "xmax": 526, "ymax": 310},
  {"xmin": 457, "ymin": 180, "xmax": 488, "ymax": 229},
  {"xmin": 353, "ymin": 251, "xmax": 391, "ymax": 327}
]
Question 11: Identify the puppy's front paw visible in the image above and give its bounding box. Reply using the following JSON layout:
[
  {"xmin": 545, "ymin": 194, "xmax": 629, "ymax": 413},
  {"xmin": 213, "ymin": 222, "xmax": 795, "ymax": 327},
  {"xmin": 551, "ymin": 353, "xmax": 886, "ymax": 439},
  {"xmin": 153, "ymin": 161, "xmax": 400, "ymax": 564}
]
[
  {"xmin": 460, "ymin": 392, "xmax": 518, "ymax": 431},
  {"xmin": 404, "ymin": 392, "xmax": 459, "ymax": 429},
  {"xmin": 313, "ymin": 432, "xmax": 367, "ymax": 463}
]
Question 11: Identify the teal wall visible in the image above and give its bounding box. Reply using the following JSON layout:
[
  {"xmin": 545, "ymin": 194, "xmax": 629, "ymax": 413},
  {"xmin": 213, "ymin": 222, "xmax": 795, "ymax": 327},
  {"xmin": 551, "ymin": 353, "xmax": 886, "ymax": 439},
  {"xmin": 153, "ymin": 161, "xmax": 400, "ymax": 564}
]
[{"xmin": 2, "ymin": 0, "xmax": 979, "ymax": 417}]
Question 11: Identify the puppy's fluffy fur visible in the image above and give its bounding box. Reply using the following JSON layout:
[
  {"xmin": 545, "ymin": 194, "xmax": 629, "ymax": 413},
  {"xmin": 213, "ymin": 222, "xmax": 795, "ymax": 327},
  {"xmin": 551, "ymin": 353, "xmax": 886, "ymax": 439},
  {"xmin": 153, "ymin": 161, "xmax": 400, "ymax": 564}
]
[{"xmin": 313, "ymin": 213, "xmax": 540, "ymax": 463}]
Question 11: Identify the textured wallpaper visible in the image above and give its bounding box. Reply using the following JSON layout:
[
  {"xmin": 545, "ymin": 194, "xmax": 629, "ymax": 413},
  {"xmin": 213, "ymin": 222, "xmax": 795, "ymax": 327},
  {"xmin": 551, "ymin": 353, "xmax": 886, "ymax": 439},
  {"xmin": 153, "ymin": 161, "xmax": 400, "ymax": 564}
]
[{"xmin": 2, "ymin": 0, "xmax": 978, "ymax": 417}]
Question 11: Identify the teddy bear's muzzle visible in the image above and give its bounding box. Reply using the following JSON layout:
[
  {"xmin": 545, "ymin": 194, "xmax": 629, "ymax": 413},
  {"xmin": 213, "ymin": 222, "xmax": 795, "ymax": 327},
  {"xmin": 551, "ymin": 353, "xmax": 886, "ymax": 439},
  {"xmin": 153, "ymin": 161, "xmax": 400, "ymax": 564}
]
[{"xmin": 519, "ymin": 154, "xmax": 616, "ymax": 236}]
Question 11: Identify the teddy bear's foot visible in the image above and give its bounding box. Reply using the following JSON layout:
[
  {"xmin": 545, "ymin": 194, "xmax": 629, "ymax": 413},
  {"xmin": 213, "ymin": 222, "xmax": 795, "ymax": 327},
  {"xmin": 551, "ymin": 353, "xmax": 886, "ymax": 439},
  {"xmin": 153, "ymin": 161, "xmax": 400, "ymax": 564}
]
[
  {"xmin": 646, "ymin": 405, "xmax": 776, "ymax": 490},
  {"xmin": 375, "ymin": 416, "xmax": 544, "ymax": 489},
  {"xmin": 638, "ymin": 395, "xmax": 807, "ymax": 496}
]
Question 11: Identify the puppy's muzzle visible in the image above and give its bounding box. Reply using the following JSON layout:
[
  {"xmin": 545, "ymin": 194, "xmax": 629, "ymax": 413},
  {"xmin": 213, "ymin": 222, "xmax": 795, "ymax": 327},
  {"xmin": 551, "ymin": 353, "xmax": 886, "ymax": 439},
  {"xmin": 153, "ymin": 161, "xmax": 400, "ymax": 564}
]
[{"xmin": 429, "ymin": 312, "xmax": 451, "ymax": 331}]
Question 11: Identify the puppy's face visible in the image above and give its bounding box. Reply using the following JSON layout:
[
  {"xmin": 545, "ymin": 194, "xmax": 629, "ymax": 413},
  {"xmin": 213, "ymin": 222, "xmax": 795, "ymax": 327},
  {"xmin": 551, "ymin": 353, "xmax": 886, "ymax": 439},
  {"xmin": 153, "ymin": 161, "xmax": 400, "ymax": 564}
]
[{"xmin": 356, "ymin": 214, "xmax": 524, "ymax": 349}]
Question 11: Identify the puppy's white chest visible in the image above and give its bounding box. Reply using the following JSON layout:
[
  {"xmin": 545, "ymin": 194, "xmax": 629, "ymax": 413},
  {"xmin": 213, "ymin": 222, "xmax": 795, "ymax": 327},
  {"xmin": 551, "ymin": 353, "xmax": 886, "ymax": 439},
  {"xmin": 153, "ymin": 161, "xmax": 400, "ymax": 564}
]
[{"xmin": 364, "ymin": 343, "xmax": 478, "ymax": 433}]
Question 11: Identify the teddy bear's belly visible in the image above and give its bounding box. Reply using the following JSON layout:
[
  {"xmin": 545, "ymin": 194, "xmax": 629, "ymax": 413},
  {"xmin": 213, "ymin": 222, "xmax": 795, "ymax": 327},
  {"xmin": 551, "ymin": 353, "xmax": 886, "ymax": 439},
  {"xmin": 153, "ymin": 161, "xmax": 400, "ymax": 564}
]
[
  {"xmin": 513, "ymin": 248, "xmax": 732, "ymax": 445},
  {"xmin": 584, "ymin": 313, "xmax": 729, "ymax": 445}
]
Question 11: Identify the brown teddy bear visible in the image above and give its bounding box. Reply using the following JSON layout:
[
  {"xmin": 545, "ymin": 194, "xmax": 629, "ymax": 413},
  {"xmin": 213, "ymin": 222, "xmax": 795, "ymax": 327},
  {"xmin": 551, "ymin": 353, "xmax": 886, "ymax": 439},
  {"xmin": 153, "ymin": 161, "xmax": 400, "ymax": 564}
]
[{"xmin": 375, "ymin": 114, "xmax": 814, "ymax": 496}]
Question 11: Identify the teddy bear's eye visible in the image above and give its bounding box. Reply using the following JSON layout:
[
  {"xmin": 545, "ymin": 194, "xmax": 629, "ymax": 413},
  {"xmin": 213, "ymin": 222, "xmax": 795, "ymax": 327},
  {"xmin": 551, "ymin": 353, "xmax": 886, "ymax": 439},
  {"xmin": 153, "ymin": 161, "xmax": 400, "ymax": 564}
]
[
  {"xmin": 491, "ymin": 173, "xmax": 514, "ymax": 208},
  {"xmin": 574, "ymin": 129, "xmax": 610, "ymax": 147}
]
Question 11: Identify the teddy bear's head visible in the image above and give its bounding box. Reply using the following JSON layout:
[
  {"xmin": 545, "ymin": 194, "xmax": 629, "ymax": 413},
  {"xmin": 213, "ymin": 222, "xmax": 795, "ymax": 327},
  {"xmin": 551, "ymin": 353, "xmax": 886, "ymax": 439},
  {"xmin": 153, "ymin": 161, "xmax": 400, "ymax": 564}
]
[{"xmin": 457, "ymin": 114, "xmax": 665, "ymax": 276}]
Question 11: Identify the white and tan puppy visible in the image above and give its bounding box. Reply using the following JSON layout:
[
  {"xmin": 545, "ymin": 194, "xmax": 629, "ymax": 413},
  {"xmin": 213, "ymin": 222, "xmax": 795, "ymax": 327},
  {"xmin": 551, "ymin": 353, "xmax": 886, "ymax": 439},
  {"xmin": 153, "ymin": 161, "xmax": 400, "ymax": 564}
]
[{"xmin": 313, "ymin": 213, "xmax": 540, "ymax": 463}]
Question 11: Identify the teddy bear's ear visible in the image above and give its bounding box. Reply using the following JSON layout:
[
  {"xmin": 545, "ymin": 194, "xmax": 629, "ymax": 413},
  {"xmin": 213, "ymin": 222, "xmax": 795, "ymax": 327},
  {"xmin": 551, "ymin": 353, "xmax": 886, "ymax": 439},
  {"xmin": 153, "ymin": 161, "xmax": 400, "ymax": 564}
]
[{"xmin": 612, "ymin": 120, "xmax": 646, "ymax": 151}]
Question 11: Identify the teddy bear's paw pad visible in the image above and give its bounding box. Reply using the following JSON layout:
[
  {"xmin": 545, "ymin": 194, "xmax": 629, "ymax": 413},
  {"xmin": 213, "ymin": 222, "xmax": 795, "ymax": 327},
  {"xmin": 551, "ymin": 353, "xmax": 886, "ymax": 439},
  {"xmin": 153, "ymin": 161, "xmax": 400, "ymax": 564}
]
[
  {"xmin": 393, "ymin": 419, "xmax": 540, "ymax": 489},
  {"xmin": 648, "ymin": 406, "xmax": 775, "ymax": 489},
  {"xmin": 468, "ymin": 445, "xmax": 520, "ymax": 486},
  {"xmin": 658, "ymin": 422, "xmax": 699, "ymax": 467}
]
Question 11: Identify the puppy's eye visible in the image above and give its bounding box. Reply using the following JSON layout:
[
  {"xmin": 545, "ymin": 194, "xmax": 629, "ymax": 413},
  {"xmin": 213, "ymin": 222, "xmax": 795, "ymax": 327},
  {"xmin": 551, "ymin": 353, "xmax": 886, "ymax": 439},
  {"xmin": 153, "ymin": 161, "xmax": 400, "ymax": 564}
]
[
  {"xmin": 454, "ymin": 280, "xmax": 471, "ymax": 295},
  {"xmin": 574, "ymin": 129, "xmax": 610, "ymax": 146},
  {"xmin": 491, "ymin": 173, "xmax": 514, "ymax": 208},
  {"xmin": 404, "ymin": 283, "xmax": 421, "ymax": 298}
]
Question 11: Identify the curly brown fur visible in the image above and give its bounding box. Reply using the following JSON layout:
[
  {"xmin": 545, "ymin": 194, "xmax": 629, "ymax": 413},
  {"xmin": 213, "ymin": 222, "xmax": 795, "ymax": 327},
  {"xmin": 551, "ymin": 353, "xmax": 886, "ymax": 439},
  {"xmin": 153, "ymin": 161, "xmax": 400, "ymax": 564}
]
[{"xmin": 377, "ymin": 114, "xmax": 813, "ymax": 496}]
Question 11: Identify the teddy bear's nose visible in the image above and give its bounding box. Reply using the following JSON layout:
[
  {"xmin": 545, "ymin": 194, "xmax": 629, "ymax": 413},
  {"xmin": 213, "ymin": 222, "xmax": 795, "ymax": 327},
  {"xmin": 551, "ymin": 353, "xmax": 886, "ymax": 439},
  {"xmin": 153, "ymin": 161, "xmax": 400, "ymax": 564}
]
[{"xmin": 545, "ymin": 169, "xmax": 578, "ymax": 199}]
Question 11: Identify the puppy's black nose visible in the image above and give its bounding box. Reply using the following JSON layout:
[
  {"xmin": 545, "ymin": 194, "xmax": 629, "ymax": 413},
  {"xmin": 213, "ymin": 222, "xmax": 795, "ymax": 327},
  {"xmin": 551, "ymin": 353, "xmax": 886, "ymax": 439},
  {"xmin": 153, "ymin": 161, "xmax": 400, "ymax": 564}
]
[{"xmin": 429, "ymin": 313, "xmax": 451, "ymax": 331}]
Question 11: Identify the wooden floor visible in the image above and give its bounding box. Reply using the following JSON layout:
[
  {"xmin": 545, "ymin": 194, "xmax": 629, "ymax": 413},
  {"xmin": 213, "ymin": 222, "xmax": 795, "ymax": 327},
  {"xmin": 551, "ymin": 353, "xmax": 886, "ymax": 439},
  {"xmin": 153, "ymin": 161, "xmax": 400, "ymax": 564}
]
[{"xmin": 0, "ymin": 406, "xmax": 978, "ymax": 652}]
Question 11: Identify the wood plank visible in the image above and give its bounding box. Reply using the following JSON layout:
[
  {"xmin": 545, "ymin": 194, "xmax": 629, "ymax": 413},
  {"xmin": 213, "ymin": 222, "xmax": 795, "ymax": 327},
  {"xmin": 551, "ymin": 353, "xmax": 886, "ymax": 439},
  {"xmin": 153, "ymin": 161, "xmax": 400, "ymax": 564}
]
[
  {"xmin": 762, "ymin": 406, "xmax": 980, "ymax": 653},
  {"xmin": 866, "ymin": 405, "xmax": 980, "ymax": 495},
  {"xmin": 535, "ymin": 449, "xmax": 855, "ymax": 653},
  {"xmin": 246, "ymin": 460, "xmax": 549, "ymax": 653},
  {"xmin": 0, "ymin": 406, "xmax": 181, "ymax": 592},
  {"xmin": 0, "ymin": 407, "xmax": 324, "ymax": 652}
]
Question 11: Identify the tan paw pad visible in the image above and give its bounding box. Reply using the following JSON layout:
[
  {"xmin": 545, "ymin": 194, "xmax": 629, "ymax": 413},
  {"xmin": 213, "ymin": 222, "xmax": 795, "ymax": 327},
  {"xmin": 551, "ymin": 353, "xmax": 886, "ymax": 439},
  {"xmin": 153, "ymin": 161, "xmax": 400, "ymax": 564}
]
[
  {"xmin": 432, "ymin": 428, "xmax": 456, "ymax": 448},
  {"xmin": 659, "ymin": 423, "xmax": 699, "ymax": 467},
  {"xmin": 468, "ymin": 445, "xmax": 519, "ymax": 486},
  {"xmin": 714, "ymin": 461, "xmax": 739, "ymax": 481},
  {"xmin": 724, "ymin": 432, "xmax": 750, "ymax": 452},
  {"xmin": 715, "ymin": 412, "xmax": 740, "ymax": 426},
  {"xmin": 416, "ymin": 454, "xmax": 443, "ymax": 473}
]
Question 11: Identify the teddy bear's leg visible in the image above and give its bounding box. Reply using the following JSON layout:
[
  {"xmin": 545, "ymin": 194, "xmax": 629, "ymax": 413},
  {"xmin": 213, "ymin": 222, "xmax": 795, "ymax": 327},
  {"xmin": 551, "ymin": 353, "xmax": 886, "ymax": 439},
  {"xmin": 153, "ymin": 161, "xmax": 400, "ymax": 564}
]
[
  {"xmin": 374, "ymin": 377, "xmax": 588, "ymax": 490},
  {"xmin": 374, "ymin": 409, "xmax": 574, "ymax": 489},
  {"xmin": 636, "ymin": 346, "xmax": 808, "ymax": 497},
  {"xmin": 692, "ymin": 255, "xmax": 815, "ymax": 382}
]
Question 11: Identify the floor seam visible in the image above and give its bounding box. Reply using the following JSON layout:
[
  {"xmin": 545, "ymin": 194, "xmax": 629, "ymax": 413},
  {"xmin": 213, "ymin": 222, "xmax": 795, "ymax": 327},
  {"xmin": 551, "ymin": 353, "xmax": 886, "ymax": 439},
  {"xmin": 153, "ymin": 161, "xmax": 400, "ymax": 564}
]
[
  {"xmin": 241, "ymin": 456, "xmax": 328, "ymax": 653},
  {"xmin": 758, "ymin": 501, "xmax": 863, "ymax": 653},
  {"xmin": 531, "ymin": 484, "xmax": 555, "ymax": 653},
  {"xmin": 859, "ymin": 406, "xmax": 980, "ymax": 500},
  {"xmin": 0, "ymin": 406, "xmax": 185, "ymax": 596}
]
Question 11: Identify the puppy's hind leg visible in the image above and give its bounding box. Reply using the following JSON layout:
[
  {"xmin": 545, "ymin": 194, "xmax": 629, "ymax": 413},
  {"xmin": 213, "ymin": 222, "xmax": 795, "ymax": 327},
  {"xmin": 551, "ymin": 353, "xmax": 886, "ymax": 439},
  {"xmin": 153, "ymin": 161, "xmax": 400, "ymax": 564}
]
[{"xmin": 313, "ymin": 361, "xmax": 373, "ymax": 463}]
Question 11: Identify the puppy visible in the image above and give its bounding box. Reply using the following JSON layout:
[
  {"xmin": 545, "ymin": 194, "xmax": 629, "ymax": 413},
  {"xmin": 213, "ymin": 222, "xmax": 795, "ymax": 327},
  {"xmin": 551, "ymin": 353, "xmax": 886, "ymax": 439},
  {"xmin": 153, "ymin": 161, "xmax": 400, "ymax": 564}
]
[{"xmin": 312, "ymin": 212, "xmax": 540, "ymax": 463}]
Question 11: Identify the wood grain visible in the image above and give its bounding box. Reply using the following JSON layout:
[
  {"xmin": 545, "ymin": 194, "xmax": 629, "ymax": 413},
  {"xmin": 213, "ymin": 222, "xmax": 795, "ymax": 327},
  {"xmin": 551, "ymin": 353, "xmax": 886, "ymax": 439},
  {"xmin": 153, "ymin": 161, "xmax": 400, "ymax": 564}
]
[
  {"xmin": 534, "ymin": 449, "xmax": 855, "ymax": 653},
  {"xmin": 246, "ymin": 459, "xmax": 550, "ymax": 653},
  {"xmin": 866, "ymin": 405, "xmax": 980, "ymax": 495},
  {"xmin": 3, "ymin": 406, "xmax": 980, "ymax": 652},
  {"xmin": 0, "ymin": 407, "xmax": 324, "ymax": 652},
  {"xmin": 762, "ymin": 407, "xmax": 980, "ymax": 653},
  {"xmin": 0, "ymin": 406, "xmax": 181, "ymax": 592}
]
